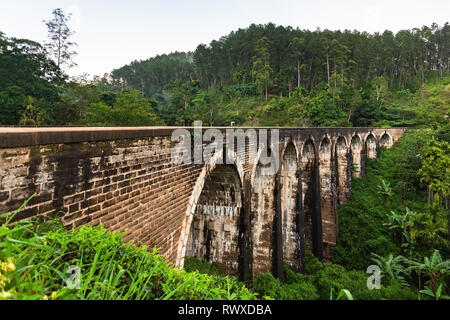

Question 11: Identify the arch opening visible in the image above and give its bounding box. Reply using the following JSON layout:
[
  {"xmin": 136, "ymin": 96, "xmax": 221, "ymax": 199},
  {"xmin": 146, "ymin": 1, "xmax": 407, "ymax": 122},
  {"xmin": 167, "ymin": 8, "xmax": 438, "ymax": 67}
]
[
  {"xmin": 185, "ymin": 164, "xmax": 245, "ymax": 277},
  {"xmin": 350, "ymin": 135, "xmax": 363, "ymax": 178},
  {"xmin": 365, "ymin": 134, "xmax": 377, "ymax": 159},
  {"xmin": 379, "ymin": 133, "xmax": 393, "ymax": 149},
  {"xmin": 336, "ymin": 137, "xmax": 350, "ymax": 204}
]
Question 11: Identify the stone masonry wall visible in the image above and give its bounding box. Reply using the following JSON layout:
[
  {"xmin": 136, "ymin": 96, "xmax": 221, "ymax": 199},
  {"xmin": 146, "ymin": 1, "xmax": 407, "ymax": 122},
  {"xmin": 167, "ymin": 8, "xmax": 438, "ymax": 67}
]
[{"xmin": 0, "ymin": 127, "xmax": 406, "ymax": 279}]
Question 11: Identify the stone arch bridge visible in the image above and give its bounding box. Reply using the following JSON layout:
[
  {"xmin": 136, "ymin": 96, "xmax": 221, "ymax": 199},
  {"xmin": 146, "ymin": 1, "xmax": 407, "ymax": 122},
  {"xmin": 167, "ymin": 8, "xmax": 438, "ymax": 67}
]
[{"xmin": 0, "ymin": 127, "xmax": 405, "ymax": 281}]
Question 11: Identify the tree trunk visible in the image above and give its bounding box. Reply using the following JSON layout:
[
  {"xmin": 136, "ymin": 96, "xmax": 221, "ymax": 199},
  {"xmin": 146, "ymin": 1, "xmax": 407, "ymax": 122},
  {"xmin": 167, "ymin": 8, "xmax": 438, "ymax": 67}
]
[
  {"xmin": 308, "ymin": 62, "xmax": 313, "ymax": 90},
  {"xmin": 326, "ymin": 53, "xmax": 330, "ymax": 86},
  {"xmin": 57, "ymin": 27, "xmax": 62, "ymax": 68},
  {"xmin": 210, "ymin": 108, "xmax": 213, "ymax": 127}
]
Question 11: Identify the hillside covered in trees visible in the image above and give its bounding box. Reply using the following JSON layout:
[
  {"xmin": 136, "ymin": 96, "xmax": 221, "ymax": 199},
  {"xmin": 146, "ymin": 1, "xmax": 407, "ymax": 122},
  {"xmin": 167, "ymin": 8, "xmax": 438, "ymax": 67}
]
[
  {"xmin": 110, "ymin": 22, "xmax": 450, "ymax": 127},
  {"xmin": 1, "ymin": 22, "xmax": 449, "ymax": 127}
]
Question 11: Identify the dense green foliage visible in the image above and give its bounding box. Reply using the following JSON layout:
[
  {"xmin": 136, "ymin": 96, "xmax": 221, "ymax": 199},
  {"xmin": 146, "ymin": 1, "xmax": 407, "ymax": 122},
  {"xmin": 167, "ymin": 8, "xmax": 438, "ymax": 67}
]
[
  {"xmin": 334, "ymin": 130, "xmax": 430, "ymax": 269},
  {"xmin": 81, "ymin": 90, "xmax": 162, "ymax": 126},
  {"xmin": 111, "ymin": 22, "xmax": 450, "ymax": 127},
  {"xmin": 0, "ymin": 216, "xmax": 256, "ymax": 300},
  {"xmin": 1, "ymin": 21, "xmax": 449, "ymax": 127},
  {"xmin": 0, "ymin": 32, "xmax": 63, "ymax": 125},
  {"xmin": 334, "ymin": 128, "xmax": 449, "ymax": 268},
  {"xmin": 332, "ymin": 125, "xmax": 450, "ymax": 299},
  {"xmin": 183, "ymin": 257, "xmax": 223, "ymax": 277},
  {"xmin": 43, "ymin": 8, "xmax": 77, "ymax": 69},
  {"xmin": 145, "ymin": 123, "xmax": 449, "ymax": 300}
]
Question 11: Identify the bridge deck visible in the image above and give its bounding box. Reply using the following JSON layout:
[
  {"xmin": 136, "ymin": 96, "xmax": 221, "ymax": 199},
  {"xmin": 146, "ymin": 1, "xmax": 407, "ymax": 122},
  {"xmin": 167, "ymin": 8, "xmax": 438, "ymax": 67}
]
[{"xmin": 0, "ymin": 126, "xmax": 407, "ymax": 148}]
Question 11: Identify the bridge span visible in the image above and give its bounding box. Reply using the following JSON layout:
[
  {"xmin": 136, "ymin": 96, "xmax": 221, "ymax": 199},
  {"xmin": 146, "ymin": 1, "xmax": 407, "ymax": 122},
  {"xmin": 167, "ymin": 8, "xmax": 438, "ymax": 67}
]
[{"xmin": 0, "ymin": 126, "xmax": 406, "ymax": 280}]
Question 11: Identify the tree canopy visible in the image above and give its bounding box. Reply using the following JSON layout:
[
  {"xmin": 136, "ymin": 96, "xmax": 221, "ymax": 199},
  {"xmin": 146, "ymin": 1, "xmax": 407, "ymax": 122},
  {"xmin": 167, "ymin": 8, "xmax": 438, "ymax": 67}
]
[{"xmin": 1, "ymin": 21, "xmax": 449, "ymax": 127}]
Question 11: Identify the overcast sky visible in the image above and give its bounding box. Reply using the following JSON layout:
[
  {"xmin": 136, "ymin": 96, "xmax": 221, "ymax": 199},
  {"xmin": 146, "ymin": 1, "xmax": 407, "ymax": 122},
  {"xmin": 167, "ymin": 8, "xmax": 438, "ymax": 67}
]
[{"xmin": 1, "ymin": 0, "xmax": 449, "ymax": 77}]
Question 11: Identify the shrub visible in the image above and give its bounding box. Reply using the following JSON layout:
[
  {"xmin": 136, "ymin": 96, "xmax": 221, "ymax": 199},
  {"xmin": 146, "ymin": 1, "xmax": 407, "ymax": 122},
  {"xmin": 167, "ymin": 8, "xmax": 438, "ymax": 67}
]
[
  {"xmin": 356, "ymin": 282, "xmax": 418, "ymax": 300},
  {"xmin": 0, "ymin": 217, "xmax": 257, "ymax": 300},
  {"xmin": 183, "ymin": 257, "xmax": 223, "ymax": 276},
  {"xmin": 333, "ymin": 130, "xmax": 431, "ymax": 270},
  {"xmin": 252, "ymin": 272, "xmax": 283, "ymax": 299},
  {"xmin": 279, "ymin": 282, "xmax": 319, "ymax": 300},
  {"xmin": 253, "ymin": 272, "xmax": 319, "ymax": 300}
]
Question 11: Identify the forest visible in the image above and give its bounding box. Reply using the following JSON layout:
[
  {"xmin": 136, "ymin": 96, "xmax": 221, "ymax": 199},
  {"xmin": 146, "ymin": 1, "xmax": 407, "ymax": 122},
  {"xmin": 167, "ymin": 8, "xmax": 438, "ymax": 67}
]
[
  {"xmin": 1, "ymin": 10, "xmax": 450, "ymax": 301},
  {"xmin": 1, "ymin": 20, "xmax": 449, "ymax": 128}
]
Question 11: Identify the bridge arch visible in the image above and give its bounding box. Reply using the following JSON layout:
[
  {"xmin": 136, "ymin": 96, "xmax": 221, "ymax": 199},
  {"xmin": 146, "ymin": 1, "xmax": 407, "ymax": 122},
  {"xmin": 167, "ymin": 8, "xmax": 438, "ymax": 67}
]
[
  {"xmin": 379, "ymin": 132, "xmax": 393, "ymax": 149},
  {"xmin": 319, "ymin": 136, "xmax": 336, "ymax": 258},
  {"xmin": 365, "ymin": 133, "xmax": 378, "ymax": 159},
  {"xmin": 176, "ymin": 151, "xmax": 246, "ymax": 276},
  {"xmin": 350, "ymin": 134, "xmax": 363, "ymax": 178}
]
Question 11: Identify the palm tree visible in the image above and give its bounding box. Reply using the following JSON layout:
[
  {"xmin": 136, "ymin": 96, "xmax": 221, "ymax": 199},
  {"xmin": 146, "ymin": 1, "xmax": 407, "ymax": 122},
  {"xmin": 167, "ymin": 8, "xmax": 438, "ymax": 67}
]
[
  {"xmin": 405, "ymin": 250, "xmax": 450, "ymax": 296},
  {"xmin": 376, "ymin": 179, "xmax": 392, "ymax": 205},
  {"xmin": 371, "ymin": 253, "xmax": 408, "ymax": 286}
]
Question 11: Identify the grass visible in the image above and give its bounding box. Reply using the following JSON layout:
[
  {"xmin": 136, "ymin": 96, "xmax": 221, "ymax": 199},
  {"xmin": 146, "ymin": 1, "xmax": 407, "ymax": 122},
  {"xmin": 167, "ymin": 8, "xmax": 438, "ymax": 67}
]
[
  {"xmin": 0, "ymin": 212, "xmax": 422, "ymax": 300},
  {"xmin": 0, "ymin": 216, "xmax": 257, "ymax": 300}
]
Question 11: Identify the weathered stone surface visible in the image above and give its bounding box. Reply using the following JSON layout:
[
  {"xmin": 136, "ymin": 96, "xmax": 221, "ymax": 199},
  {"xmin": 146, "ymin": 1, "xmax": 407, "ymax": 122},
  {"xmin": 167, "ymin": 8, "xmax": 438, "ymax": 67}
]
[
  {"xmin": 185, "ymin": 165, "xmax": 243, "ymax": 277},
  {"xmin": 280, "ymin": 142, "xmax": 300, "ymax": 271},
  {"xmin": 250, "ymin": 145, "xmax": 277, "ymax": 277}
]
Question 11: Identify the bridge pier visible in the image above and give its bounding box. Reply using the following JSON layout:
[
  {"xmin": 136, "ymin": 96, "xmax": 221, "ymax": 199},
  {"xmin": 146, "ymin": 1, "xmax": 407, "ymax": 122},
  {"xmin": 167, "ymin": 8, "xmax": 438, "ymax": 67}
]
[{"xmin": 280, "ymin": 142, "xmax": 301, "ymax": 272}]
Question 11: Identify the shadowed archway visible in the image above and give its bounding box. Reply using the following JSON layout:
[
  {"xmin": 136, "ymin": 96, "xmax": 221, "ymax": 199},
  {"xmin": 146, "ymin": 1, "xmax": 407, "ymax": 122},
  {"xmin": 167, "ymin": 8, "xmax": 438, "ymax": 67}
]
[
  {"xmin": 365, "ymin": 133, "xmax": 377, "ymax": 159},
  {"xmin": 185, "ymin": 164, "xmax": 246, "ymax": 278},
  {"xmin": 379, "ymin": 132, "xmax": 393, "ymax": 149},
  {"xmin": 351, "ymin": 134, "xmax": 363, "ymax": 178}
]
